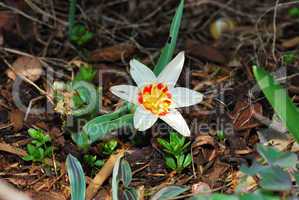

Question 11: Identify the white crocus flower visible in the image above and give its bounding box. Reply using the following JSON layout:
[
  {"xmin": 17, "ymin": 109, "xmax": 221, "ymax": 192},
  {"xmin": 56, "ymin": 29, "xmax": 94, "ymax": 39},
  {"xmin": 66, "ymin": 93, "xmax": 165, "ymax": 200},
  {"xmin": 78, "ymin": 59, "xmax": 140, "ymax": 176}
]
[{"xmin": 110, "ymin": 51, "xmax": 203, "ymax": 137}]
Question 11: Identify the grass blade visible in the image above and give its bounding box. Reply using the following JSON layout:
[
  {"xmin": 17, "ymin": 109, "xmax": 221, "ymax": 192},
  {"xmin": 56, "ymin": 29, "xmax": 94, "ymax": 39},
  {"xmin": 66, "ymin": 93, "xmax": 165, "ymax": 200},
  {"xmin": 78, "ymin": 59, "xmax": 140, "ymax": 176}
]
[
  {"xmin": 253, "ymin": 66, "xmax": 299, "ymax": 142},
  {"xmin": 153, "ymin": 0, "xmax": 184, "ymax": 76},
  {"xmin": 66, "ymin": 154, "xmax": 86, "ymax": 200}
]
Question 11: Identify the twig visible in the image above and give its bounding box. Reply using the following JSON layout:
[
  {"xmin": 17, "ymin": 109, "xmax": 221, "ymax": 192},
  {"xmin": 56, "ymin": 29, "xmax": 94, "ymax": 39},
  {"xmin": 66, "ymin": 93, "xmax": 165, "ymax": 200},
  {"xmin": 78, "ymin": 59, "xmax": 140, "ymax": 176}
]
[
  {"xmin": 0, "ymin": 2, "xmax": 54, "ymax": 28},
  {"xmin": 85, "ymin": 150, "xmax": 125, "ymax": 200}
]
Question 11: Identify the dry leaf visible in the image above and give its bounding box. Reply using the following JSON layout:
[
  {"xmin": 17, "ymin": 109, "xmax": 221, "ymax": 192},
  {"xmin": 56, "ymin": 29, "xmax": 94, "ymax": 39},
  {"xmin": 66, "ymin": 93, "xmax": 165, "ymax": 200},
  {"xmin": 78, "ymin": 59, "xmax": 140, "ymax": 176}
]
[
  {"xmin": 30, "ymin": 191, "xmax": 66, "ymax": 200},
  {"xmin": 86, "ymin": 150, "xmax": 124, "ymax": 200},
  {"xmin": 6, "ymin": 56, "xmax": 43, "ymax": 81},
  {"xmin": 90, "ymin": 42, "xmax": 136, "ymax": 62},
  {"xmin": 192, "ymin": 182, "xmax": 211, "ymax": 195},
  {"xmin": 282, "ymin": 36, "xmax": 299, "ymax": 49},
  {"xmin": 186, "ymin": 39, "xmax": 227, "ymax": 64},
  {"xmin": 9, "ymin": 109, "xmax": 24, "ymax": 131}
]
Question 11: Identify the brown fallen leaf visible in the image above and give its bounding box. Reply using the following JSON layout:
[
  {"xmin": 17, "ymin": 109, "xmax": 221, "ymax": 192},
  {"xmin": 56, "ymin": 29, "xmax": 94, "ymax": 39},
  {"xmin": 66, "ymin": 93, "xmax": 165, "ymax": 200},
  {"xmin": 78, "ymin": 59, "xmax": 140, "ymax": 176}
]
[
  {"xmin": 231, "ymin": 101, "xmax": 262, "ymax": 131},
  {"xmin": 186, "ymin": 39, "xmax": 227, "ymax": 64},
  {"xmin": 29, "ymin": 191, "xmax": 66, "ymax": 200},
  {"xmin": 6, "ymin": 56, "xmax": 43, "ymax": 82},
  {"xmin": 282, "ymin": 36, "xmax": 299, "ymax": 49},
  {"xmin": 90, "ymin": 42, "xmax": 136, "ymax": 62},
  {"xmin": 9, "ymin": 109, "xmax": 24, "ymax": 131},
  {"xmin": 85, "ymin": 150, "xmax": 125, "ymax": 200},
  {"xmin": 0, "ymin": 11, "xmax": 16, "ymax": 31},
  {"xmin": 0, "ymin": 142, "xmax": 27, "ymax": 157}
]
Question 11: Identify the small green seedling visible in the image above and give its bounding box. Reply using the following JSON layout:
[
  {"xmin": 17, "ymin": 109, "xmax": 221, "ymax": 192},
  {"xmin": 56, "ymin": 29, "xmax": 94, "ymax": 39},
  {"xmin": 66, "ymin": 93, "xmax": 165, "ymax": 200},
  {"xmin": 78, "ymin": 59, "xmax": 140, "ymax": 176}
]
[
  {"xmin": 83, "ymin": 154, "xmax": 105, "ymax": 176},
  {"xmin": 216, "ymin": 130, "xmax": 225, "ymax": 141},
  {"xmin": 74, "ymin": 65, "xmax": 96, "ymax": 82},
  {"xmin": 158, "ymin": 132, "xmax": 190, "ymax": 156},
  {"xmin": 70, "ymin": 23, "xmax": 94, "ymax": 46},
  {"xmin": 282, "ymin": 52, "xmax": 296, "ymax": 65},
  {"xmin": 102, "ymin": 139, "xmax": 118, "ymax": 155},
  {"xmin": 165, "ymin": 153, "xmax": 192, "ymax": 172},
  {"xmin": 83, "ymin": 154, "xmax": 105, "ymax": 168},
  {"xmin": 158, "ymin": 132, "xmax": 192, "ymax": 172},
  {"xmin": 288, "ymin": 7, "xmax": 299, "ymax": 18},
  {"xmin": 23, "ymin": 128, "xmax": 52, "ymax": 162}
]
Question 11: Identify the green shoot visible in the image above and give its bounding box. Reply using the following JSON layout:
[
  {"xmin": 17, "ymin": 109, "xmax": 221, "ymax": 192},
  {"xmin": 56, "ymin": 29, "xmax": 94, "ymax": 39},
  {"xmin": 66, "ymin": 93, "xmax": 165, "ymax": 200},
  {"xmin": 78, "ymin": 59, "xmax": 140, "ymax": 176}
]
[
  {"xmin": 23, "ymin": 128, "xmax": 52, "ymax": 162},
  {"xmin": 70, "ymin": 24, "xmax": 94, "ymax": 46},
  {"xmin": 102, "ymin": 139, "xmax": 118, "ymax": 155},
  {"xmin": 288, "ymin": 7, "xmax": 299, "ymax": 18},
  {"xmin": 158, "ymin": 132, "xmax": 191, "ymax": 172},
  {"xmin": 282, "ymin": 52, "xmax": 296, "ymax": 65}
]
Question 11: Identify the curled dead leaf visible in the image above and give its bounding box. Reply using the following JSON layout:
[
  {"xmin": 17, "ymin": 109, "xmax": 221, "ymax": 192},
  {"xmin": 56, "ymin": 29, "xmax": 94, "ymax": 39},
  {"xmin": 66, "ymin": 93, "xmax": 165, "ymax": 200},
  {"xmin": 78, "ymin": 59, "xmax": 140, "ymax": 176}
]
[
  {"xmin": 6, "ymin": 56, "xmax": 43, "ymax": 82},
  {"xmin": 192, "ymin": 182, "xmax": 211, "ymax": 195}
]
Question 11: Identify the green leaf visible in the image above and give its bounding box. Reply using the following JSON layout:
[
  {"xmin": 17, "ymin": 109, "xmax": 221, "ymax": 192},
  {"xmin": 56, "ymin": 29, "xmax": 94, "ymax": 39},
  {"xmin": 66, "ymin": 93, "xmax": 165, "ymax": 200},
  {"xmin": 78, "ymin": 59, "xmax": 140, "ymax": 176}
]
[
  {"xmin": 22, "ymin": 155, "xmax": 33, "ymax": 161},
  {"xmin": 37, "ymin": 148, "xmax": 44, "ymax": 160},
  {"xmin": 66, "ymin": 154, "xmax": 86, "ymax": 200},
  {"xmin": 190, "ymin": 194, "xmax": 239, "ymax": 200},
  {"xmin": 44, "ymin": 147, "xmax": 52, "ymax": 157},
  {"xmin": 150, "ymin": 186, "xmax": 188, "ymax": 200},
  {"xmin": 295, "ymin": 172, "xmax": 299, "ymax": 185},
  {"xmin": 165, "ymin": 156, "xmax": 177, "ymax": 170},
  {"xmin": 282, "ymin": 52, "xmax": 296, "ymax": 65},
  {"xmin": 71, "ymin": 81, "xmax": 99, "ymax": 117},
  {"xmin": 153, "ymin": 0, "xmax": 184, "ymax": 75},
  {"xmin": 27, "ymin": 144, "xmax": 36, "ymax": 155},
  {"xmin": 74, "ymin": 66, "xmax": 96, "ymax": 82},
  {"xmin": 94, "ymin": 160, "xmax": 105, "ymax": 168},
  {"xmin": 259, "ymin": 166, "xmax": 292, "ymax": 191},
  {"xmin": 176, "ymin": 154, "xmax": 185, "ymax": 169},
  {"xmin": 288, "ymin": 7, "xmax": 299, "ymax": 18},
  {"xmin": 112, "ymin": 156, "xmax": 122, "ymax": 200},
  {"xmin": 157, "ymin": 138, "xmax": 172, "ymax": 152},
  {"xmin": 183, "ymin": 153, "xmax": 192, "ymax": 168},
  {"xmin": 240, "ymin": 192, "xmax": 280, "ymax": 200},
  {"xmin": 257, "ymin": 144, "xmax": 297, "ymax": 168},
  {"xmin": 28, "ymin": 128, "xmax": 41, "ymax": 139},
  {"xmin": 103, "ymin": 139, "xmax": 118, "ymax": 155},
  {"xmin": 120, "ymin": 159, "xmax": 132, "ymax": 187},
  {"xmin": 253, "ymin": 66, "xmax": 299, "ymax": 142},
  {"xmin": 82, "ymin": 114, "xmax": 133, "ymax": 144},
  {"xmin": 123, "ymin": 187, "xmax": 139, "ymax": 200},
  {"xmin": 240, "ymin": 163, "xmax": 266, "ymax": 176}
]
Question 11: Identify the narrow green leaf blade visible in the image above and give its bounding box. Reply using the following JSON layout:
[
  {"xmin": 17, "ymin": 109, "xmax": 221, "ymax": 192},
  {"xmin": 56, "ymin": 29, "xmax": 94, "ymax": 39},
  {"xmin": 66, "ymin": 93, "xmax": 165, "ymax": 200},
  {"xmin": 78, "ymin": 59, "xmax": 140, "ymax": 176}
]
[
  {"xmin": 120, "ymin": 159, "xmax": 132, "ymax": 187},
  {"xmin": 112, "ymin": 156, "xmax": 122, "ymax": 200},
  {"xmin": 154, "ymin": 0, "xmax": 184, "ymax": 75},
  {"xmin": 66, "ymin": 154, "xmax": 86, "ymax": 200},
  {"xmin": 150, "ymin": 186, "xmax": 188, "ymax": 200},
  {"xmin": 190, "ymin": 194, "xmax": 239, "ymax": 200},
  {"xmin": 253, "ymin": 66, "xmax": 299, "ymax": 142}
]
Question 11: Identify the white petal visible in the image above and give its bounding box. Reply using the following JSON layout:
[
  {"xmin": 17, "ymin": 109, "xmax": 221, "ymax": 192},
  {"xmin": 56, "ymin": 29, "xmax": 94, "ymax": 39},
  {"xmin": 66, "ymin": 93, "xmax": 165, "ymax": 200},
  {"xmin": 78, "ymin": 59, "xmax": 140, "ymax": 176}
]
[
  {"xmin": 160, "ymin": 109, "xmax": 190, "ymax": 137},
  {"xmin": 157, "ymin": 51, "xmax": 185, "ymax": 87},
  {"xmin": 134, "ymin": 106, "xmax": 158, "ymax": 131},
  {"xmin": 110, "ymin": 85, "xmax": 138, "ymax": 104},
  {"xmin": 169, "ymin": 87, "xmax": 203, "ymax": 108},
  {"xmin": 130, "ymin": 59, "xmax": 157, "ymax": 87}
]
